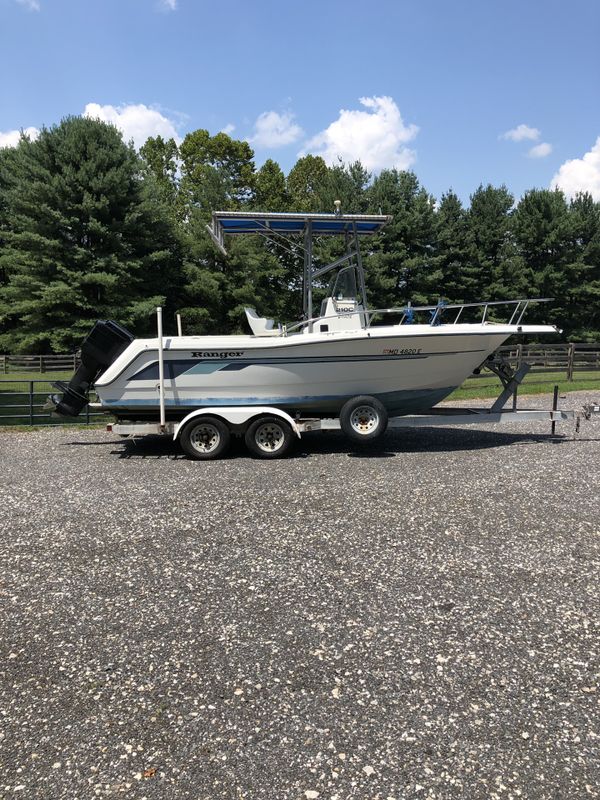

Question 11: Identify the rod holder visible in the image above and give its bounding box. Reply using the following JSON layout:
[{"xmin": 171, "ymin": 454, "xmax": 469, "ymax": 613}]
[{"xmin": 157, "ymin": 307, "xmax": 166, "ymax": 430}]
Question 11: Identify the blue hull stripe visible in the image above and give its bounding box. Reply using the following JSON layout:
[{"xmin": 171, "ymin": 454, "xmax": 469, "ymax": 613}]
[
  {"xmin": 128, "ymin": 349, "xmax": 486, "ymax": 381},
  {"xmin": 102, "ymin": 386, "xmax": 457, "ymax": 415}
]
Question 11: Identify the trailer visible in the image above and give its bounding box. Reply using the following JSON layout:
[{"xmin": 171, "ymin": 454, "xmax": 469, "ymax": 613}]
[
  {"xmin": 88, "ymin": 308, "xmax": 596, "ymax": 460},
  {"xmin": 102, "ymin": 368, "xmax": 598, "ymax": 460}
]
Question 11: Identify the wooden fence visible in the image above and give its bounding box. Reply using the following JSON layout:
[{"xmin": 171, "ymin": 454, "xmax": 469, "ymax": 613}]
[
  {"xmin": 0, "ymin": 353, "xmax": 79, "ymax": 373},
  {"xmin": 481, "ymin": 343, "xmax": 600, "ymax": 380}
]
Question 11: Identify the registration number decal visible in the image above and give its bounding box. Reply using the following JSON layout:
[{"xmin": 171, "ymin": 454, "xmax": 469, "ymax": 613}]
[{"xmin": 383, "ymin": 347, "xmax": 422, "ymax": 355}]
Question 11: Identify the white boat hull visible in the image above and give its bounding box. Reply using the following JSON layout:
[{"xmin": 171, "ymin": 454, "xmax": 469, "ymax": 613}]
[{"xmin": 94, "ymin": 324, "xmax": 523, "ymax": 418}]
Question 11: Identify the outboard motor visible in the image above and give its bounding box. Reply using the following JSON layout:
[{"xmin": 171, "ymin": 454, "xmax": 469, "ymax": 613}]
[{"xmin": 48, "ymin": 320, "xmax": 134, "ymax": 417}]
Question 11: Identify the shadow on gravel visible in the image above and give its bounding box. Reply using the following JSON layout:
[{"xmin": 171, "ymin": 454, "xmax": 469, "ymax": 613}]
[
  {"xmin": 306, "ymin": 427, "xmax": 575, "ymax": 458},
  {"xmin": 59, "ymin": 425, "xmax": 583, "ymax": 461},
  {"xmin": 62, "ymin": 440, "xmax": 120, "ymax": 446}
]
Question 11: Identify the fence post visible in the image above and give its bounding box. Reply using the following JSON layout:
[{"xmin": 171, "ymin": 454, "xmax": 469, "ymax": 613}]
[
  {"xmin": 29, "ymin": 381, "xmax": 34, "ymax": 425},
  {"xmin": 516, "ymin": 343, "xmax": 523, "ymax": 370},
  {"xmin": 567, "ymin": 343, "xmax": 575, "ymax": 381}
]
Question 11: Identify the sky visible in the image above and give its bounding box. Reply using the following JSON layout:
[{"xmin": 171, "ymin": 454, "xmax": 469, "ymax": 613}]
[{"xmin": 1, "ymin": 0, "xmax": 599, "ymax": 204}]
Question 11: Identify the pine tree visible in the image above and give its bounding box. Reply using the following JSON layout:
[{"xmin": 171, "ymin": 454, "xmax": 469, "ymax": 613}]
[
  {"xmin": 319, "ymin": 160, "xmax": 370, "ymax": 214},
  {"xmin": 569, "ymin": 192, "xmax": 600, "ymax": 339},
  {"xmin": 366, "ymin": 170, "xmax": 437, "ymax": 310},
  {"xmin": 466, "ymin": 184, "xmax": 515, "ymax": 304},
  {"xmin": 0, "ymin": 116, "xmax": 182, "ymax": 353},
  {"xmin": 0, "ymin": 147, "xmax": 14, "ymax": 290},
  {"xmin": 254, "ymin": 159, "xmax": 289, "ymax": 211},
  {"xmin": 512, "ymin": 188, "xmax": 576, "ymax": 331},
  {"xmin": 425, "ymin": 191, "xmax": 470, "ymax": 302},
  {"xmin": 0, "ymin": 147, "xmax": 14, "ymax": 341}
]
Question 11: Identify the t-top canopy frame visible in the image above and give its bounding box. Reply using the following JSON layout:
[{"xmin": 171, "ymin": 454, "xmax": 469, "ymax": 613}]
[
  {"xmin": 206, "ymin": 211, "xmax": 391, "ymax": 254},
  {"xmin": 206, "ymin": 211, "xmax": 391, "ymax": 327}
]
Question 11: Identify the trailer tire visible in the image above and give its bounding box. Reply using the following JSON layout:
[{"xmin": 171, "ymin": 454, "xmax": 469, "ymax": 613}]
[
  {"xmin": 244, "ymin": 416, "xmax": 294, "ymax": 459},
  {"xmin": 340, "ymin": 395, "xmax": 388, "ymax": 443},
  {"xmin": 180, "ymin": 416, "xmax": 231, "ymax": 460}
]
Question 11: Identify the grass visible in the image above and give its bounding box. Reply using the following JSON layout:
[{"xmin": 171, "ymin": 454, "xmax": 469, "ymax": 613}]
[
  {"xmin": 450, "ymin": 370, "xmax": 600, "ymax": 401},
  {"xmin": 0, "ymin": 370, "xmax": 72, "ymax": 383}
]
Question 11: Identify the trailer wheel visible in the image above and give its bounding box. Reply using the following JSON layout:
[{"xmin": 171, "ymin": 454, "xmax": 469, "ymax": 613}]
[
  {"xmin": 180, "ymin": 416, "xmax": 231, "ymax": 460},
  {"xmin": 245, "ymin": 416, "xmax": 294, "ymax": 459},
  {"xmin": 340, "ymin": 395, "xmax": 388, "ymax": 443}
]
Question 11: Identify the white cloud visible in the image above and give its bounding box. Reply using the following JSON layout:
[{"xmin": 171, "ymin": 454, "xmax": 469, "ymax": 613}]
[
  {"xmin": 16, "ymin": 0, "xmax": 40, "ymax": 10},
  {"xmin": 501, "ymin": 124, "xmax": 540, "ymax": 142},
  {"xmin": 551, "ymin": 136, "xmax": 600, "ymax": 200},
  {"xmin": 160, "ymin": 0, "xmax": 177, "ymax": 9},
  {"xmin": 249, "ymin": 111, "xmax": 303, "ymax": 148},
  {"xmin": 221, "ymin": 123, "xmax": 236, "ymax": 135},
  {"xmin": 301, "ymin": 96, "xmax": 418, "ymax": 172},
  {"xmin": 0, "ymin": 126, "xmax": 40, "ymax": 148},
  {"xmin": 83, "ymin": 103, "xmax": 181, "ymax": 149},
  {"xmin": 528, "ymin": 142, "xmax": 552, "ymax": 158}
]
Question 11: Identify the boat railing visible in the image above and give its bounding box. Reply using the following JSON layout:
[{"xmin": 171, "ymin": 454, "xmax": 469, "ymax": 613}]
[{"xmin": 283, "ymin": 297, "xmax": 553, "ymax": 334}]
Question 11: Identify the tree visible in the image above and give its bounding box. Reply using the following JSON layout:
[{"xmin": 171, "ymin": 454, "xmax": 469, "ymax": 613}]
[
  {"xmin": 0, "ymin": 116, "xmax": 182, "ymax": 353},
  {"xmin": 179, "ymin": 130, "xmax": 255, "ymax": 216},
  {"xmin": 423, "ymin": 191, "xmax": 471, "ymax": 302},
  {"xmin": 569, "ymin": 192, "xmax": 600, "ymax": 338},
  {"xmin": 176, "ymin": 210, "xmax": 226, "ymax": 334},
  {"xmin": 0, "ymin": 146, "xmax": 15, "ymax": 341},
  {"xmin": 139, "ymin": 135, "xmax": 179, "ymax": 207},
  {"xmin": 286, "ymin": 155, "xmax": 329, "ymax": 212},
  {"xmin": 319, "ymin": 160, "xmax": 371, "ymax": 214},
  {"xmin": 512, "ymin": 188, "xmax": 576, "ymax": 331},
  {"xmin": 466, "ymin": 184, "xmax": 516, "ymax": 304},
  {"xmin": 0, "ymin": 146, "xmax": 15, "ymax": 290},
  {"xmin": 366, "ymin": 170, "xmax": 437, "ymax": 309},
  {"xmin": 254, "ymin": 159, "xmax": 289, "ymax": 211}
]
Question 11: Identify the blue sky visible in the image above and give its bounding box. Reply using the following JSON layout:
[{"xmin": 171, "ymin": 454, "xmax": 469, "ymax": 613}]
[{"xmin": 1, "ymin": 0, "xmax": 599, "ymax": 203}]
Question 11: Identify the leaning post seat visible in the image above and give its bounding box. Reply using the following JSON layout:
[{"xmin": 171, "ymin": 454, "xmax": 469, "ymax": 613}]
[
  {"xmin": 244, "ymin": 308, "xmax": 281, "ymax": 336},
  {"xmin": 49, "ymin": 320, "xmax": 134, "ymax": 416}
]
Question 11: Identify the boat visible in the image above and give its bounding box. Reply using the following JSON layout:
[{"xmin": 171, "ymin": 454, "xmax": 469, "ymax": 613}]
[{"xmin": 49, "ymin": 210, "xmax": 559, "ymax": 424}]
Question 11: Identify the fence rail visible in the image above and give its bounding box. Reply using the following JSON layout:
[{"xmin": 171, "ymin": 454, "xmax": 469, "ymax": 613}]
[
  {"xmin": 0, "ymin": 353, "xmax": 79, "ymax": 373},
  {"xmin": 479, "ymin": 343, "xmax": 600, "ymax": 381}
]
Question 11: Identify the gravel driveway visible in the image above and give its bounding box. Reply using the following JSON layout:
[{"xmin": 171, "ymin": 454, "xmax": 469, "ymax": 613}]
[{"xmin": 1, "ymin": 392, "xmax": 599, "ymax": 799}]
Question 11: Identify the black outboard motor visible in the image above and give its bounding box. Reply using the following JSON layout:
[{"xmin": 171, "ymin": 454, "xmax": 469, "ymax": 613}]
[{"xmin": 48, "ymin": 320, "xmax": 134, "ymax": 417}]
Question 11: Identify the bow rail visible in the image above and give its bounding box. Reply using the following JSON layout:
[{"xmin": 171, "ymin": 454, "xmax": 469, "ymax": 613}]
[{"xmin": 283, "ymin": 297, "xmax": 554, "ymax": 334}]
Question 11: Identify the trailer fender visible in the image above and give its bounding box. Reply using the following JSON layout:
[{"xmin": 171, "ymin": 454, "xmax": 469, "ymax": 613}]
[{"xmin": 173, "ymin": 406, "xmax": 301, "ymax": 440}]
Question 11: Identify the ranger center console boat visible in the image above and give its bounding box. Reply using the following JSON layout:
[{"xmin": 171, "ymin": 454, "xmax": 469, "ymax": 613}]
[{"xmin": 48, "ymin": 209, "xmax": 569, "ymax": 459}]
